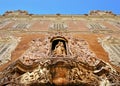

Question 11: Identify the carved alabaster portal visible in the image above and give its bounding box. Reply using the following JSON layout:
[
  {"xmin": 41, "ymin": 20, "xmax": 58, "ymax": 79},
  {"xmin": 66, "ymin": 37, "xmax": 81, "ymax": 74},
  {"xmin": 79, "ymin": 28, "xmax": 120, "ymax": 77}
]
[{"xmin": 1, "ymin": 36, "xmax": 120, "ymax": 86}]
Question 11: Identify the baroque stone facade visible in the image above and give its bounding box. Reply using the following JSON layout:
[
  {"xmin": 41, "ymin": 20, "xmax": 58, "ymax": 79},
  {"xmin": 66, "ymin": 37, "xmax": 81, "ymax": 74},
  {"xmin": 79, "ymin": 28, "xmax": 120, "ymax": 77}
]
[{"xmin": 0, "ymin": 10, "xmax": 120, "ymax": 86}]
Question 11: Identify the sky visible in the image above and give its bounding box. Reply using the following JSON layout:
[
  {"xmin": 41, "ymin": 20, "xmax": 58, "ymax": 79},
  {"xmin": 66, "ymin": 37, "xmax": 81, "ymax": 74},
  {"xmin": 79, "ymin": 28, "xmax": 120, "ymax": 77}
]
[{"xmin": 0, "ymin": 0, "xmax": 120, "ymax": 15}]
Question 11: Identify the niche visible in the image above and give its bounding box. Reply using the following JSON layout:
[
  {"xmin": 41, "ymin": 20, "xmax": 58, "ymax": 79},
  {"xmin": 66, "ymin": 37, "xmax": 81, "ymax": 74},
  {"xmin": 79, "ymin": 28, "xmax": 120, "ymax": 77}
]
[{"xmin": 51, "ymin": 37, "xmax": 67, "ymax": 56}]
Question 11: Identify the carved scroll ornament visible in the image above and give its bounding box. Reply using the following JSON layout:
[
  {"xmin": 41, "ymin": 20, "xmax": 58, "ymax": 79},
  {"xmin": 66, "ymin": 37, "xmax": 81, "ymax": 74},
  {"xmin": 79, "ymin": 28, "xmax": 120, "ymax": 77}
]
[{"xmin": 0, "ymin": 37, "xmax": 120, "ymax": 86}]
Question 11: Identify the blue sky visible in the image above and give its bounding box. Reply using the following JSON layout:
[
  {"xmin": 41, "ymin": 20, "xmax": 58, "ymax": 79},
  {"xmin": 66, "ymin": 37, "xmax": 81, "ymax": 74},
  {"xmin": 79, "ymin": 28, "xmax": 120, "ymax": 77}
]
[{"xmin": 0, "ymin": 0, "xmax": 120, "ymax": 15}]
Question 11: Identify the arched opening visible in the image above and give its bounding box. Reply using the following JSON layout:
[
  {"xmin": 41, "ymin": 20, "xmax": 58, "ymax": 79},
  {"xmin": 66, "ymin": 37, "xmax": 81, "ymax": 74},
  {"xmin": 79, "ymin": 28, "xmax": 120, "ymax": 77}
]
[{"xmin": 51, "ymin": 37, "xmax": 67, "ymax": 56}]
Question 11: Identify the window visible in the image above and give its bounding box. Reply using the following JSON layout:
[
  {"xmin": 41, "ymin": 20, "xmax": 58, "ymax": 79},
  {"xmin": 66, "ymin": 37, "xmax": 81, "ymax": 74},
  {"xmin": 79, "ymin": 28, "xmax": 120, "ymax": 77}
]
[{"xmin": 50, "ymin": 22, "xmax": 68, "ymax": 31}]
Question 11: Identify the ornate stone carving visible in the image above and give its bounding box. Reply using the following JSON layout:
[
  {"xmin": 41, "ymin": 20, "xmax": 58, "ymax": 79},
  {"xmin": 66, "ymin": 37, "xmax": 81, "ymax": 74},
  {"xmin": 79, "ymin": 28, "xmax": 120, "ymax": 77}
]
[
  {"xmin": 19, "ymin": 38, "xmax": 50, "ymax": 65},
  {"xmin": 98, "ymin": 36, "xmax": 120, "ymax": 67},
  {"xmin": 0, "ymin": 36, "xmax": 21, "ymax": 65},
  {"xmin": 89, "ymin": 10, "xmax": 115, "ymax": 16},
  {"xmin": 68, "ymin": 38, "xmax": 100, "ymax": 66},
  {"xmin": 53, "ymin": 41, "xmax": 66, "ymax": 56},
  {"xmin": 87, "ymin": 22, "xmax": 113, "ymax": 34},
  {"xmin": 3, "ymin": 10, "xmax": 29, "ymax": 16},
  {"xmin": 0, "ymin": 10, "xmax": 120, "ymax": 86},
  {"xmin": 49, "ymin": 22, "xmax": 68, "ymax": 31},
  {"xmin": 19, "ymin": 63, "xmax": 51, "ymax": 85},
  {"xmin": 87, "ymin": 23, "xmax": 107, "ymax": 31},
  {"xmin": 108, "ymin": 20, "xmax": 120, "ymax": 30},
  {"xmin": 0, "ymin": 57, "xmax": 120, "ymax": 86},
  {"xmin": 12, "ymin": 22, "xmax": 31, "ymax": 30},
  {"xmin": 0, "ymin": 19, "xmax": 12, "ymax": 29},
  {"xmin": 0, "ymin": 35, "xmax": 120, "ymax": 86}
]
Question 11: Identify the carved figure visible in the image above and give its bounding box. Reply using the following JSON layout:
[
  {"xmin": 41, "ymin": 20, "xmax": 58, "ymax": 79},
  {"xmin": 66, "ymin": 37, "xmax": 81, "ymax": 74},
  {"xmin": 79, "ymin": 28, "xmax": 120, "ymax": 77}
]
[{"xmin": 53, "ymin": 41, "xmax": 66, "ymax": 56}]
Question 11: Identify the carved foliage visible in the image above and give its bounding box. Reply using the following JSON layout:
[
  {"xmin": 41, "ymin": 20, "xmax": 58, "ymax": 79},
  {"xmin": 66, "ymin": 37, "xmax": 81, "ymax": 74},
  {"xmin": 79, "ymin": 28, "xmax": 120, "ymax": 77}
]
[
  {"xmin": 19, "ymin": 38, "xmax": 50, "ymax": 65},
  {"xmin": 1, "ymin": 58, "xmax": 120, "ymax": 86},
  {"xmin": 0, "ymin": 35, "xmax": 120, "ymax": 85},
  {"xmin": 69, "ymin": 38, "xmax": 100, "ymax": 66}
]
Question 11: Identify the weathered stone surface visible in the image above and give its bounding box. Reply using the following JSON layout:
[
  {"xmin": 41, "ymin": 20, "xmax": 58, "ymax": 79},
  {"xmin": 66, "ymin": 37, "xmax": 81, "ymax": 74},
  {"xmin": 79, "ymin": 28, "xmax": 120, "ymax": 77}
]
[
  {"xmin": 0, "ymin": 10, "xmax": 120, "ymax": 86},
  {"xmin": 89, "ymin": 10, "xmax": 115, "ymax": 16},
  {"xmin": 98, "ymin": 36, "xmax": 120, "ymax": 67},
  {"xmin": 3, "ymin": 10, "xmax": 29, "ymax": 16},
  {"xmin": 0, "ymin": 36, "xmax": 21, "ymax": 65}
]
